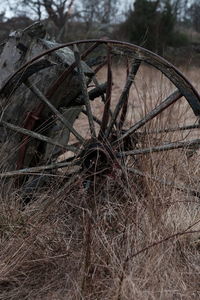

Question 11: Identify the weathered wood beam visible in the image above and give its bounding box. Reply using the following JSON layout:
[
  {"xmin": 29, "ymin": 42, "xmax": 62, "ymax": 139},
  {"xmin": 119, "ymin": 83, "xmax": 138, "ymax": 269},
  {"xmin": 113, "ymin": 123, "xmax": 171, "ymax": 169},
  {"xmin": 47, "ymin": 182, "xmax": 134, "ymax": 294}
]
[{"xmin": 24, "ymin": 80, "xmax": 85, "ymax": 143}]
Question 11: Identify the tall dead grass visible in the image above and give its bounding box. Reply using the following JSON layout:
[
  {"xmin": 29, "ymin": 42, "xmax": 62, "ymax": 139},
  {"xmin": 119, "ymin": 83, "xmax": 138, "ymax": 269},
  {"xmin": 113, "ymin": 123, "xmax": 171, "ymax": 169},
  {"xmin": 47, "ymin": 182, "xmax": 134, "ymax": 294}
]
[{"xmin": 0, "ymin": 66, "xmax": 200, "ymax": 300}]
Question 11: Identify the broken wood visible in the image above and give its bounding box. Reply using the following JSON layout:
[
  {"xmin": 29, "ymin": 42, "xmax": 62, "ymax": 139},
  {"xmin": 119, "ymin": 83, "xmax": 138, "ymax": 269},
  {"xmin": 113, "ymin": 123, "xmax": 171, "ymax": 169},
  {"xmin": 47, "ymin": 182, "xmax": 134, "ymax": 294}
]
[{"xmin": 0, "ymin": 23, "xmax": 92, "ymax": 171}]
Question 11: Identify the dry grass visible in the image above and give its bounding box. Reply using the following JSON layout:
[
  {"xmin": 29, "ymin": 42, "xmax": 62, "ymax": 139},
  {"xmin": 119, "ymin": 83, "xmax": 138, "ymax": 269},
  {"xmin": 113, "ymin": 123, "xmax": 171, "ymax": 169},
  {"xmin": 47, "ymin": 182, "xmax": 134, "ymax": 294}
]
[{"xmin": 0, "ymin": 65, "xmax": 200, "ymax": 300}]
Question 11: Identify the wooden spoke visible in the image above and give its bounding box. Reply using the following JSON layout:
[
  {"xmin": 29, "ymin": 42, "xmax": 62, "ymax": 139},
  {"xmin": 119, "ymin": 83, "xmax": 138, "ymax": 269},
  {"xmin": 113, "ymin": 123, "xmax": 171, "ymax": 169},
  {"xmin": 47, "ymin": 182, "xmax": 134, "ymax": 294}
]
[
  {"xmin": 118, "ymin": 138, "xmax": 200, "ymax": 156},
  {"xmin": 99, "ymin": 47, "xmax": 112, "ymax": 138},
  {"xmin": 73, "ymin": 44, "xmax": 96, "ymax": 138},
  {"xmin": 92, "ymin": 76, "xmax": 114, "ymax": 126},
  {"xmin": 127, "ymin": 167, "xmax": 200, "ymax": 198},
  {"xmin": 105, "ymin": 59, "xmax": 141, "ymax": 138},
  {"xmin": 116, "ymin": 90, "xmax": 182, "ymax": 143},
  {"xmin": 118, "ymin": 57, "xmax": 130, "ymax": 130},
  {"xmin": 93, "ymin": 58, "xmax": 108, "ymax": 74},
  {"xmin": 0, "ymin": 159, "xmax": 79, "ymax": 178},
  {"xmin": 46, "ymin": 42, "xmax": 100, "ymax": 100},
  {"xmin": 1, "ymin": 120, "xmax": 78, "ymax": 152},
  {"xmin": 142, "ymin": 123, "xmax": 200, "ymax": 135},
  {"xmin": 24, "ymin": 80, "xmax": 85, "ymax": 143}
]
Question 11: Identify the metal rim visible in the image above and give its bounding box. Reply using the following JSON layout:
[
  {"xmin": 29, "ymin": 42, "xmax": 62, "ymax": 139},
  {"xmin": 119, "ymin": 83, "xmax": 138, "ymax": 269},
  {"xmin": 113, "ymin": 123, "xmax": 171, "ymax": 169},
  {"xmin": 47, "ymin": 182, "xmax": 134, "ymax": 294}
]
[{"xmin": 0, "ymin": 39, "xmax": 200, "ymax": 199}]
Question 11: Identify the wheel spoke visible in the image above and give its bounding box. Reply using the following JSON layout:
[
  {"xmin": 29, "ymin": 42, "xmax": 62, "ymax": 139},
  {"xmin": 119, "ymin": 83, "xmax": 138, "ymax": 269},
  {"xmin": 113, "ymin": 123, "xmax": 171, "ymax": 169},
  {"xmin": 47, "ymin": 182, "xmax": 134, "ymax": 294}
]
[
  {"xmin": 94, "ymin": 58, "xmax": 108, "ymax": 74},
  {"xmin": 127, "ymin": 167, "xmax": 200, "ymax": 198},
  {"xmin": 92, "ymin": 76, "xmax": 114, "ymax": 126},
  {"xmin": 0, "ymin": 120, "xmax": 78, "ymax": 152},
  {"xmin": 116, "ymin": 90, "xmax": 182, "ymax": 143},
  {"xmin": 46, "ymin": 42, "xmax": 100, "ymax": 100},
  {"xmin": 118, "ymin": 138, "xmax": 200, "ymax": 156},
  {"xmin": 0, "ymin": 158, "xmax": 79, "ymax": 178},
  {"xmin": 142, "ymin": 123, "xmax": 200, "ymax": 135},
  {"xmin": 24, "ymin": 80, "xmax": 85, "ymax": 143},
  {"xmin": 73, "ymin": 44, "xmax": 96, "ymax": 138},
  {"xmin": 118, "ymin": 57, "xmax": 131, "ymax": 130},
  {"xmin": 105, "ymin": 59, "xmax": 141, "ymax": 138},
  {"xmin": 99, "ymin": 47, "xmax": 112, "ymax": 138}
]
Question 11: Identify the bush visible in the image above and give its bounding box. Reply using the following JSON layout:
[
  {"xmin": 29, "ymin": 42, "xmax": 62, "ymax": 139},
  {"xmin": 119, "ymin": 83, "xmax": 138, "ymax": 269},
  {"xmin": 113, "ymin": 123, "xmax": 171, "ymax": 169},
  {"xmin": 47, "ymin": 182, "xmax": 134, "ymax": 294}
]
[
  {"xmin": 169, "ymin": 30, "xmax": 190, "ymax": 47},
  {"xmin": 116, "ymin": 0, "xmax": 181, "ymax": 54}
]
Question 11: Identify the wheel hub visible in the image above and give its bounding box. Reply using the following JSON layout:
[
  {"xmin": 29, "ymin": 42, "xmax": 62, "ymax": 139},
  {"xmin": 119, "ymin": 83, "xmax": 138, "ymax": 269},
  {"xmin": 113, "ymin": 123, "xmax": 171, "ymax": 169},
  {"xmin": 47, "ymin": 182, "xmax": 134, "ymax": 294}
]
[{"xmin": 81, "ymin": 141, "xmax": 113, "ymax": 175}]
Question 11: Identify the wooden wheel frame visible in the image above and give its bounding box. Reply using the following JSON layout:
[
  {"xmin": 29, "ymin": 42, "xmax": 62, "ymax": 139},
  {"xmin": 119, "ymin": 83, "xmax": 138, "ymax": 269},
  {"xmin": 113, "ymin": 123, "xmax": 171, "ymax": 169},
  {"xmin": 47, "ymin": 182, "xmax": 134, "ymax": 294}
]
[{"xmin": 1, "ymin": 36, "xmax": 200, "ymax": 196}]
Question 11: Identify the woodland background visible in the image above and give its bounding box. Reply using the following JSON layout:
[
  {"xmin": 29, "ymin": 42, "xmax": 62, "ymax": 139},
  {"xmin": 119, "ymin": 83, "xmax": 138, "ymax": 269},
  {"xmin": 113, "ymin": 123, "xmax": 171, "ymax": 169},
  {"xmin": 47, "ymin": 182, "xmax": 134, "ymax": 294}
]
[{"xmin": 0, "ymin": 0, "xmax": 200, "ymax": 61}]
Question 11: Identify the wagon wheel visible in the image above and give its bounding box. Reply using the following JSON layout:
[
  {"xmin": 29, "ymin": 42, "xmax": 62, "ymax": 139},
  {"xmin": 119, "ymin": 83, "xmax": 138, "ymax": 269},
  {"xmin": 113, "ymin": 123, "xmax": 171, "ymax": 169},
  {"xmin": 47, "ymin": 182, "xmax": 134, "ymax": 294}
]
[{"xmin": 1, "ymin": 40, "xmax": 200, "ymax": 196}]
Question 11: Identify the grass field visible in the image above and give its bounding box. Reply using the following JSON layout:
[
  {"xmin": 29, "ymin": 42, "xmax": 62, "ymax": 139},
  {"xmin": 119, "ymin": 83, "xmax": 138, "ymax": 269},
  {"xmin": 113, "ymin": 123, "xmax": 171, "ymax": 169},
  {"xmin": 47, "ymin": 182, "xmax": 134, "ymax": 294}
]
[{"xmin": 0, "ymin": 64, "xmax": 200, "ymax": 300}]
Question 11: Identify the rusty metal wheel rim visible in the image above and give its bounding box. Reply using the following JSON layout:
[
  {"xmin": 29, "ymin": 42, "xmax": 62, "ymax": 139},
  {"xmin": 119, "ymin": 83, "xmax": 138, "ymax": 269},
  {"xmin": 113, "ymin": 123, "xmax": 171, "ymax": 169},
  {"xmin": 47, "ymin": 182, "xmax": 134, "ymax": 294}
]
[{"xmin": 1, "ymin": 39, "xmax": 200, "ymax": 197}]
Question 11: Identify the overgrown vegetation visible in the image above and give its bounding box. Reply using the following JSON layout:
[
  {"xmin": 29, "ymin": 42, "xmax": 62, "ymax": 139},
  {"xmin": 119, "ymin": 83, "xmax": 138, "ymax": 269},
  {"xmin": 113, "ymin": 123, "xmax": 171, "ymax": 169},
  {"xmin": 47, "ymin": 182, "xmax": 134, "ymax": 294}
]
[{"xmin": 0, "ymin": 65, "xmax": 200, "ymax": 299}]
